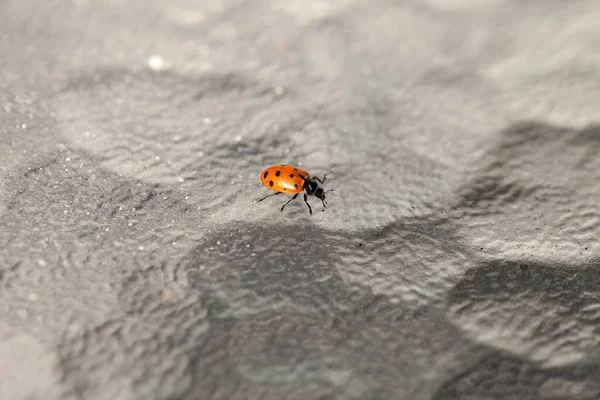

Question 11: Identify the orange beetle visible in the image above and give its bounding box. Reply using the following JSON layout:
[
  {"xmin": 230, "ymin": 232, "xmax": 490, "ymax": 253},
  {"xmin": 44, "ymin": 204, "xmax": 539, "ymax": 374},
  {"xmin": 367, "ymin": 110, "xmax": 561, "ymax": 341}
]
[{"xmin": 258, "ymin": 164, "xmax": 330, "ymax": 215}]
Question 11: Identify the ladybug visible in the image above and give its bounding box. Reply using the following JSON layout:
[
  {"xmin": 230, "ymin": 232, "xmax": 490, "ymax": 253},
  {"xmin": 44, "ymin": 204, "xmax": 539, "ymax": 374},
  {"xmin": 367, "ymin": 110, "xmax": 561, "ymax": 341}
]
[{"xmin": 258, "ymin": 164, "xmax": 331, "ymax": 215}]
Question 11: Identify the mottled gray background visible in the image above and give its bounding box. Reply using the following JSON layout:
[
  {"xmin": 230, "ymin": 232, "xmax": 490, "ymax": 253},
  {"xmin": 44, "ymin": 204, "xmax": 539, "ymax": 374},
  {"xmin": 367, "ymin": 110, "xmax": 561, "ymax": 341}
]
[{"xmin": 1, "ymin": 0, "xmax": 599, "ymax": 399}]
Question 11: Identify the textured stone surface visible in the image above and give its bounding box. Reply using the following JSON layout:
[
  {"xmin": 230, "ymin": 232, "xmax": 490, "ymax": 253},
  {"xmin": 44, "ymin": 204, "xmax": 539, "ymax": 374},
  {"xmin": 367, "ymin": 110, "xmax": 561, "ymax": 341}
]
[{"xmin": 1, "ymin": 0, "xmax": 599, "ymax": 399}]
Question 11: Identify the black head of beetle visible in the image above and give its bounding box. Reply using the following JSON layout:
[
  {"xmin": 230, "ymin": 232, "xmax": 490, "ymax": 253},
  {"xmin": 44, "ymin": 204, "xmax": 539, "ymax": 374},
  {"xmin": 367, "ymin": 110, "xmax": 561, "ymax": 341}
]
[{"xmin": 302, "ymin": 176, "xmax": 329, "ymax": 208}]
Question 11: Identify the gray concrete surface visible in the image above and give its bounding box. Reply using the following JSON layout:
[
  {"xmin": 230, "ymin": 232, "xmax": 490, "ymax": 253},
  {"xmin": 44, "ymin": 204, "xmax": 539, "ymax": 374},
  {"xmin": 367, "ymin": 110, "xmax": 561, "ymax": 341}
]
[{"xmin": 1, "ymin": 0, "xmax": 599, "ymax": 399}]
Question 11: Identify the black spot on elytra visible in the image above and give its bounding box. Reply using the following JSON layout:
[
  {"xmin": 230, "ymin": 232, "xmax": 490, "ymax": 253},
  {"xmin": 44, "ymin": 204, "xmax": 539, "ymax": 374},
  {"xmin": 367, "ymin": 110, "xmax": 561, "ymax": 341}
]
[
  {"xmin": 275, "ymin": 171, "xmax": 281, "ymax": 177},
  {"xmin": 289, "ymin": 174, "xmax": 294, "ymax": 178},
  {"xmin": 269, "ymin": 180, "xmax": 274, "ymax": 187},
  {"xmin": 294, "ymin": 183, "xmax": 298, "ymax": 189},
  {"xmin": 263, "ymin": 171, "xmax": 268, "ymax": 179},
  {"xmin": 294, "ymin": 168, "xmax": 298, "ymax": 171},
  {"xmin": 284, "ymin": 188, "xmax": 287, "ymax": 191}
]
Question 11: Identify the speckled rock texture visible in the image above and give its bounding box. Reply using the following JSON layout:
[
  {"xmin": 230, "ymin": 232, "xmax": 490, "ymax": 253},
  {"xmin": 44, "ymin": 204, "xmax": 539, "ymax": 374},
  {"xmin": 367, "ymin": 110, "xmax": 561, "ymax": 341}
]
[{"xmin": 1, "ymin": 0, "xmax": 599, "ymax": 399}]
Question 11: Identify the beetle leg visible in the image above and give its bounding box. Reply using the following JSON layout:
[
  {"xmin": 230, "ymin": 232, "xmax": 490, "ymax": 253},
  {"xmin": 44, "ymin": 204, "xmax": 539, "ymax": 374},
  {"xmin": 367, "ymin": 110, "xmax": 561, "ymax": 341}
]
[
  {"xmin": 303, "ymin": 193, "xmax": 313, "ymax": 215},
  {"xmin": 313, "ymin": 174, "xmax": 327, "ymax": 184},
  {"xmin": 280, "ymin": 193, "xmax": 299, "ymax": 212},
  {"xmin": 257, "ymin": 192, "xmax": 281, "ymax": 202}
]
